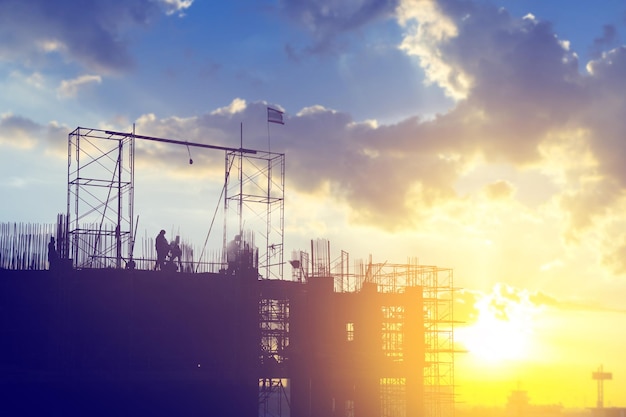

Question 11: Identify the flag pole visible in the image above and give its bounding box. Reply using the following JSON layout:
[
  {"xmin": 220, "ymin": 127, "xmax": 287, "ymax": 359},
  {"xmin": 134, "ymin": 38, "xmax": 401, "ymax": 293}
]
[
  {"xmin": 267, "ymin": 116, "xmax": 271, "ymax": 152},
  {"xmin": 266, "ymin": 106, "xmax": 284, "ymax": 153}
]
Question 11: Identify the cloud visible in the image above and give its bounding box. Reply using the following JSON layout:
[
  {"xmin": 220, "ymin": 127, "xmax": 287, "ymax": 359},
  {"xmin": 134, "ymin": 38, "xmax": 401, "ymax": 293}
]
[
  {"xmin": 0, "ymin": 113, "xmax": 41, "ymax": 149},
  {"xmin": 277, "ymin": 0, "xmax": 398, "ymax": 54},
  {"xmin": 125, "ymin": 100, "xmax": 466, "ymax": 230},
  {"xmin": 17, "ymin": 0, "xmax": 614, "ymax": 255},
  {"xmin": 25, "ymin": 0, "xmax": 626, "ymax": 263},
  {"xmin": 455, "ymin": 284, "xmax": 542, "ymax": 325},
  {"xmin": 390, "ymin": 0, "xmax": 626, "ymax": 254},
  {"xmin": 456, "ymin": 284, "xmax": 626, "ymax": 327},
  {"xmin": 398, "ymin": 0, "xmax": 466, "ymax": 99},
  {"xmin": 589, "ymin": 24, "xmax": 619, "ymax": 59},
  {"xmin": 0, "ymin": 113, "xmax": 68, "ymax": 153},
  {"xmin": 483, "ymin": 180, "xmax": 514, "ymax": 201},
  {"xmin": 57, "ymin": 74, "xmax": 102, "ymax": 98},
  {"xmin": 211, "ymin": 98, "xmax": 247, "ymax": 116},
  {"xmin": 268, "ymin": 0, "xmax": 626, "ymax": 268},
  {"xmin": 0, "ymin": 0, "xmax": 193, "ymax": 74},
  {"xmin": 160, "ymin": 0, "xmax": 194, "ymax": 16}
]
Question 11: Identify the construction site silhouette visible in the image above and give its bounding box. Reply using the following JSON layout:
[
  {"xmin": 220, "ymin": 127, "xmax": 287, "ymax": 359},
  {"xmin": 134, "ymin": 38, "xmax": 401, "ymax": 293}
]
[{"xmin": 0, "ymin": 126, "xmax": 455, "ymax": 416}]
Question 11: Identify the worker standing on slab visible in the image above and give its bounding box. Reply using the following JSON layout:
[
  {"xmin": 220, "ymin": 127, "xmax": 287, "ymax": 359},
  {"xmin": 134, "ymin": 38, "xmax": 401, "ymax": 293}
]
[{"xmin": 154, "ymin": 229, "xmax": 169, "ymax": 271}]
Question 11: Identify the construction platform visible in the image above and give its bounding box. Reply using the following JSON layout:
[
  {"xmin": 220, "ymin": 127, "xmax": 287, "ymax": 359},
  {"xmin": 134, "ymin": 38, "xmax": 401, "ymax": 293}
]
[{"xmin": 0, "ymin": 257, "xmax": 454, "ymax": 417}]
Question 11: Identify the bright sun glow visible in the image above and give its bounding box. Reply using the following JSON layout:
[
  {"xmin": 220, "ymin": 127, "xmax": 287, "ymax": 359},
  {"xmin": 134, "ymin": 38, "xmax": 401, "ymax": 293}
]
[{"xmin": 457, "ymin": 284, "xmax": 539, "ymax": 364}]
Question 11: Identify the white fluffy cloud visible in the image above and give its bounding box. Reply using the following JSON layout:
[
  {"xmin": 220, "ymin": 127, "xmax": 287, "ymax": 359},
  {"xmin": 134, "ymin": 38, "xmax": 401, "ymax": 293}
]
[{"xmin": 57, "ymin": 74, "xmax": 102, "ymax": 98}]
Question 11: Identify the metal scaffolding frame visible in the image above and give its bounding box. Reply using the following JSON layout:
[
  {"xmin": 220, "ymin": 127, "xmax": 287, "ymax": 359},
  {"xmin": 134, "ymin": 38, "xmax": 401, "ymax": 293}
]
[
  {"xmin": 66, "ymin": 126, "xmax": 285, "ymax": 276},
  {"xmin": 259, "ymin": 298, "xmax": 290, "ymax": 367},
  {"xmin": 421, "ymin": 266, "xmax": 455, "ymax": 417},
  {"xmin": 259, "ymin": 378, "xmax": 290, "ymax": 417},
  {"xmin": 266, "ymin": 243, "xmax": 456, "ymax": 417},
  {"xmin": 66, "ymin": 127, "xmax": 135, "ymax": 268},
  {"xmin": 366, "ymin": 261, "xmax": 456, "ymax": 417},
  {"xmin": 224, "ymin": 149, "xmax": 285, "ymax": 280},
  {"xmin": 259, "ymin": 297, "xmax": 291, "ymax": 417}
]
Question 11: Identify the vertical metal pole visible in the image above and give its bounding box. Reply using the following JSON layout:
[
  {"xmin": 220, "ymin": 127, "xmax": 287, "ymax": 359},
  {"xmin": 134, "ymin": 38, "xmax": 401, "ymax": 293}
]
[
  {"xmin": 73, "ymin": 129, "xmax": 80, "ymax": 264},
  {"xmin": 129, "ymin": 126, "xmax": 135, "ymax": 263},
  {"xmin": 66, "ymin": 129, "xmax": 72, "ymax": 261},
  {"xmin": 238, "ymin": 124, "xmax": 243, "ymax": 239},
  {"xmin": 116, "ymin": 139, "xmax": 122, "ymax": 269},
  {"xmin": 327, "ymin": 240, "xmax": 331, "ymax": 276},
  {"xmin": 223, "ymin": 151, "xmax": 229, "ymax": 265},
  {"xmin": 266, "ymin": 154, "xmax": 271, "ymax": 280},
  {"xmin": 280, "ymin": 154, "xmax": 285, "ymax": 280},
  {"xmin": 310, "ymin": 239, "xmax": 314, "ymax": 277}
]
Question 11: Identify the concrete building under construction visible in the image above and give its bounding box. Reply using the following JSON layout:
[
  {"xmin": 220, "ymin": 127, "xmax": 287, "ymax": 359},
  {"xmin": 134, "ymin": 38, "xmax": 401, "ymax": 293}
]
[{"xmin": 0, "ymin": 127, "xmax": 456, "ymax": 416}]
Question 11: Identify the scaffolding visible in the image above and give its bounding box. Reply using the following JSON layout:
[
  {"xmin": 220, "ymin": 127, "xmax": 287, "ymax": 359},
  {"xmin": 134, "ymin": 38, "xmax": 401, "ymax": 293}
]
[
  {"xmin": 65, "ymin": 125, "xmax": 452, "ymax": 416},
  {"xmin": 360, "ymin": 260, "xmax": 455, "ymax": 417},
  {"xmin": 259, "ymin": 296, "xmax": 291, "ymax": 417},
  {"xmin": 224, "ymin": 149, "xmax": 285, "ymax": 280},
  {"xmin": 258, "ymin": 242, "xmax": 456, "ymax": 417},
  {"xmin": 66, "ymin": 126, "xmax": 284, "ymax": 276},
  {"xmin": 67, "ymin": 127, "xmax": 135, "ymax": 268}
]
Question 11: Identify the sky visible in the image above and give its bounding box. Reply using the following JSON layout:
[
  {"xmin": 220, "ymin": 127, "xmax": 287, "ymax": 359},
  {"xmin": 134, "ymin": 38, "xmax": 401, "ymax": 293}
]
[{"xmin": 2, "ymin": 0, "xmax": 626, "ymax": 409}]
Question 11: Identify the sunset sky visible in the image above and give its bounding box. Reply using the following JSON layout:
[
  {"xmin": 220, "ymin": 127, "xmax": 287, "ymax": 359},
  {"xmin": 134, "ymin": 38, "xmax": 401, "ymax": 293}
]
[{"xmin": 2, "ymin": 0, "xmax": 626, "ymax": 409}]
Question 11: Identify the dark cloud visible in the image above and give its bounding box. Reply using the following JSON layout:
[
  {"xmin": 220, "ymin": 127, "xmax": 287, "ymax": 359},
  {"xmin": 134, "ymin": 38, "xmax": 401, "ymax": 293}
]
[
  {"xmin": 440, "ymin": 5, "xmax": 582, "ymax": 163},
  {"xmin": 0, "ymin": 0, "xmax": 190, "ymax": 74},
  {"xmin": 273, "ymin": 0, "xmax": 626, "ymax": 240},
  {"xmin": 130, "ymin": 100, "xmax": 464, "ymax": 230},
  {"xmin": 0, "ymin": 114, "xmax": 69, "ymax": 152},
  {"xmin": 42, "ymin": 0, "xmax": 626, "ymax": 244},
  {"xmin": 589, "ymin": 24, "xmax": 619, "ymax": 59},
  {"xmin": 0, "ymin": 114, "xmax": 41, "ymax": 149},
  {"xmin": 284, "ymin": 0, "xmax": 585, "ymax": 226},
  {"xmin": 0, "ymin": 114, "xmax": 40, "ymax": 134},
  {"xmin": 394, "ymin": 0, "xmax": 626, "ymax": 251},
  {"xmin": 277, "ymin": 0, "xmax": 399, "ymax": 54},
  {"xmin": 555, "ymin": 45, "xmax": 626, "ymax": 251}
]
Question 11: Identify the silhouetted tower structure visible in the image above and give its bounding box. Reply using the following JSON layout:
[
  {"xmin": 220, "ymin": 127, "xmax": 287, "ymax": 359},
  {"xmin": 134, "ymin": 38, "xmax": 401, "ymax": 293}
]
[{"xmin": 592, "ymin": 365, "xmax": 612, "ymax": 409}]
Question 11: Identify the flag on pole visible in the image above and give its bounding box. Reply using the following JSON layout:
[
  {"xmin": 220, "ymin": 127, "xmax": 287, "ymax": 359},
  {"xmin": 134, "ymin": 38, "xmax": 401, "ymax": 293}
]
[{"xmin": 267, "ymin": 107, "xmax": 284, "ymax": 125}]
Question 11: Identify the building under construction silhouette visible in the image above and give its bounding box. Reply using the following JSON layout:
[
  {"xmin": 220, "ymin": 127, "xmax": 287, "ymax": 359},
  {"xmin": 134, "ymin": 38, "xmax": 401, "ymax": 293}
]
[{"xmin": 0, "ymin": 127, "xmax": 456, "ymax": 416}]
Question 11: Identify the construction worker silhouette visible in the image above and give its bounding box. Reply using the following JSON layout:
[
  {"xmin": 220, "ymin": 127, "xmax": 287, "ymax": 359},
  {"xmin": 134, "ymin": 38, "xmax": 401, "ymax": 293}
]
[
  {"xmin": 154, "ymin": 230, "xmax": 169, "ymax": 271},
  {"xmin": 227, "ymin": 234, "xmax": 240, "ymax": 274},
  {"xmin": 170, "ymin": 236, "xmax": 183, "ymax": 271},
  {"xmin": 47, "ymin": 236, "xmax": 58, "ymax": 271}
]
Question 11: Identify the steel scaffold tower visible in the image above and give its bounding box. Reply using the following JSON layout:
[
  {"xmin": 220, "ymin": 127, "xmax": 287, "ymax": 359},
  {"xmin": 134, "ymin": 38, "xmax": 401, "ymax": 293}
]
[
  {"xmin": 67, "ymin": 127, "xmax": 135, "ymax": 268},
  {"xmin": 274, "ymin": 244, "xmax": 456, "ymax": 417},
  {"xmin": 331, "ymin": 255, "xmax": 456, "ymax": 417},
  {"xmin": 66, "ymin": 126, "xmax": 284, "ymax": 275},
  {"xmin": 420, "ymin": 265, "xmax": 455, "ymax": 417},
  {"xmin": 259, "ymin": 297, "xmax": 291, "ymax": 417},
  {"xmin": 224, "ymin": 149, "xmax": 285, "ymax": 280},
  {"xmin": 369, "ymin": 261, "xmax": 456, "ymax": 417}
]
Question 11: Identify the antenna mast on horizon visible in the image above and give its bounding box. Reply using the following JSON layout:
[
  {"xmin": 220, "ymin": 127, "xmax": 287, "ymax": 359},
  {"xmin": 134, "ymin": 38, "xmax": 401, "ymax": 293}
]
[{"xmin": 592, "ymin": 365, "xmax": 612, "ymax": 409}]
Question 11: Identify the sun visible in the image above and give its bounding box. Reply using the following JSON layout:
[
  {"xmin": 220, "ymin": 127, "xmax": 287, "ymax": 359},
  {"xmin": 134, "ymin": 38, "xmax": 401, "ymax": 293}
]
[{"xmin": 456, "ymin": 284, "xmax": 539, "ymax": 364}]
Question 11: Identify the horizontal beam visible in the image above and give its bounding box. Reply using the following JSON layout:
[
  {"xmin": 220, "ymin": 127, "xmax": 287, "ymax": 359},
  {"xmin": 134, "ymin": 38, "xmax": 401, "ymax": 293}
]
[{"xmin": 104, "ymin": 130, "xmax": 257, "ymax": 154}]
